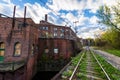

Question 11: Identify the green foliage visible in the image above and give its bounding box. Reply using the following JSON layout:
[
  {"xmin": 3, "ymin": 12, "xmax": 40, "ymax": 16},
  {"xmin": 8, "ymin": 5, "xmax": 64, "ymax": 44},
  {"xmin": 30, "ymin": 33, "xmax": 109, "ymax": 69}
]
[
  {"xmin": 62, "ymin": 70, "xmax": 72, "ymax": 78},
  {"xmin": 101, "ymin": 28, "xmax": 120, "ymax": 49},
  {"xmin": 97, "ymin": 2, "xmax": 120, "ymax": 31},
  {"xmin": 96, "ymin": 2, "xmax": 120, "ymax": 49},
  {"xmin": 96, "ymin": 54, "xmax": 120, "ymax": 79},
  {"xmin": 105, "ymin": 49, "xmax": 120, "ymax": 57},
  {"xmin": 94, "ymin": 27, "xmax": 120, "ymax": 49}
]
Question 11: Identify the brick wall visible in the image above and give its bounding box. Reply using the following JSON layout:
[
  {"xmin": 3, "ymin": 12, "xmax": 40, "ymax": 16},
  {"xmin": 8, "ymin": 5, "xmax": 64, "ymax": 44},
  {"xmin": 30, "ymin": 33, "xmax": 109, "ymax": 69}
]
[
  {"xmin": 38, "ymin": 38, "xmax": 75, "ymax": 59},
  {"xmin": 0, "ymin": 17, "xmax": 38, "ymax": 80}
]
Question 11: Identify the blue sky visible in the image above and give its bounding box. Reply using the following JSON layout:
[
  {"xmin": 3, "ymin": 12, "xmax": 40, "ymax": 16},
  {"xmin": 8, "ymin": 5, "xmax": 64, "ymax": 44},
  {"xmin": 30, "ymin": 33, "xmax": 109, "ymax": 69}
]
[{"xmin": 0, "ymin": 0, "xmax": 118, "ymax": 39}]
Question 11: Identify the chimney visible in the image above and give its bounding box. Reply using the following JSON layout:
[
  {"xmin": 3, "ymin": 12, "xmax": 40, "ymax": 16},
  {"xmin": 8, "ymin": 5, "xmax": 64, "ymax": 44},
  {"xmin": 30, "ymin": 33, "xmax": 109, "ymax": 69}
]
[
  {"xmin": 45, "ymin": 14, "xmax": 47, "ymax": 22},
  {"xmin": 12, "ymin": 6, "xmax": 16, "ymax": 29},
  {"xmin": 24, "ymin": 6, "xmax": 26, "ymax": 27}
]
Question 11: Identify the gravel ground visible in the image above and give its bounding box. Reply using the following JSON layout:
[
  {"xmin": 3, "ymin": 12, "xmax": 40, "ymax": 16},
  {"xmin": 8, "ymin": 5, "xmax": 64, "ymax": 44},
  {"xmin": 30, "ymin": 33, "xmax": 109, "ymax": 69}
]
[{"xmin": 91, "ymin": 48, "xmax": 120, "ymax": 70}]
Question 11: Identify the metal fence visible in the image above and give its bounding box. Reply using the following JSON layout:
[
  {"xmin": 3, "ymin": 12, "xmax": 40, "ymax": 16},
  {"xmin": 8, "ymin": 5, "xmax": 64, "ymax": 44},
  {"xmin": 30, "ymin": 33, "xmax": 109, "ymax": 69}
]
[{"xmin": 0, "ymin": 60, "xmax": 26, "ymax": 72}]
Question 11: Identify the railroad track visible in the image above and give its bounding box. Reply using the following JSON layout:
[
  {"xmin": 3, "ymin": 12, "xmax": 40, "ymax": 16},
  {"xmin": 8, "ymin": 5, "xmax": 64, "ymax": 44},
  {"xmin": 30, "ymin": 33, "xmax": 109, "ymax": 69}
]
[
  {"xmin": 69, "ymin": 48, "xmax": 111, "ymax": 80},
  {"xmin": 51, "ymin": 48, "xmax": 111, "ymax": 80}
]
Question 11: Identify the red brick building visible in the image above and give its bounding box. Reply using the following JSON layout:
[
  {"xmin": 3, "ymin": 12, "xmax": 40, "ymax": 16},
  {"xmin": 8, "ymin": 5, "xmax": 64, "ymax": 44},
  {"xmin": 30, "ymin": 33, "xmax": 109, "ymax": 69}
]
[
  {"xmin": 0, "ymin": 12, "xmax": 81, "ymax": 79},
  {"xmin": 37, "ymin": 15, "xmax": 80, "ymax": 59},
  {"xmin": 0, "ymin": 16, "xmax": 38, "ymax": 80}
]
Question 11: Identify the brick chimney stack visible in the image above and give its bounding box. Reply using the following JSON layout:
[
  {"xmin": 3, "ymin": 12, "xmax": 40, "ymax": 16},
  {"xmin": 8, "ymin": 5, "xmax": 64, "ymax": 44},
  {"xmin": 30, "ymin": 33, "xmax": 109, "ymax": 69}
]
[{"xmin": 45, "ymin": 14, "xmax": 47, "ymax": 22}]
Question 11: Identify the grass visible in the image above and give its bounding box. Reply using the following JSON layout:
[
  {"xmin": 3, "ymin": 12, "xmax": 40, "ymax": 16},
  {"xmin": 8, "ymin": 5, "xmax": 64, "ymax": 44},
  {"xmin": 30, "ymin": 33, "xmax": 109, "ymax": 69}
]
[
  {"xmin": 77, "ymin": 52, "xmax": 87, "ymax": 79},
  {"xmin": 92, "ymin": 46, "xmax": 120, "ymax": 57},
  {"xmin": 61, "ymin": 52, "xmax": 83, "ymax": 79},
  {"xmin": 105, "ymin": 49, "xmax": 120, "ymax": 57},
  {"xmin": 95, "ymin": 53, "xmax": 120, "ymax": 80}
]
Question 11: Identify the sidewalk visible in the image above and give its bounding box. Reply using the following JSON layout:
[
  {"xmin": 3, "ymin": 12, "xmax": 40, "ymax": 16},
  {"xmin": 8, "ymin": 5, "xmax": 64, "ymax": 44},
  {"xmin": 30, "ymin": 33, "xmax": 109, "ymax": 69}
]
[{"xmin": 91, "ymin": 48, "xmax": 120, "ymax": 70}]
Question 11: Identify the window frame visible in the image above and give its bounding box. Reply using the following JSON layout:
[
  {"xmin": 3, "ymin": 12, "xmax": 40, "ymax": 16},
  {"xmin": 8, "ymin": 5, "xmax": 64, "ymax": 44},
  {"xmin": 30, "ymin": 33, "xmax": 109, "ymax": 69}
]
[
  {"xmin": 13, "ymin": 42, "xmax": 21, "ymax": 57},
  {"xmin": 0, "ymin": 42, "xmax": 5, "ymax": 57}
]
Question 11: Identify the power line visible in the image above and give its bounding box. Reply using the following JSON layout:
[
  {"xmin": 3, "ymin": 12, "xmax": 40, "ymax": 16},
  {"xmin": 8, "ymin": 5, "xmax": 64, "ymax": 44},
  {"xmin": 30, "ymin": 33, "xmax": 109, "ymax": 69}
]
[
  {"xmin": 39, "ymin": 0, "xmax": 81, "ymax": 34},
  {"xmin": 39, "ymin": 0, "xmax": 73, "ymax": 26}
]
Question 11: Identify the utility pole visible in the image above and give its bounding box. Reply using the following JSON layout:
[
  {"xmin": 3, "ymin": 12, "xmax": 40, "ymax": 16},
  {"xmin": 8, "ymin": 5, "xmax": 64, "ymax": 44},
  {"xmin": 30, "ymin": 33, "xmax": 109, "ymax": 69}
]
[{"xmin": 73, "ymin": 21, "xmax": 79, "ymax": 33}]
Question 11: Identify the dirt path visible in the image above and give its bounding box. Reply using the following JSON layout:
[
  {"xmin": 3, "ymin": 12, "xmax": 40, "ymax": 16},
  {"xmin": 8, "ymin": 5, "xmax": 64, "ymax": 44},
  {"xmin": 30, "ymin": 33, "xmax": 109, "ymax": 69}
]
[{"xmin": 93, "ymin": 49, "xmax": 120, "ymax": 70}]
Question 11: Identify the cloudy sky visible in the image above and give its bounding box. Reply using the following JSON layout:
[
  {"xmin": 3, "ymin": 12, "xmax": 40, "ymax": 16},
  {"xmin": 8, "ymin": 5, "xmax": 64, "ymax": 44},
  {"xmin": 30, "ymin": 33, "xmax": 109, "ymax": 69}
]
[{"xmin": 0, "ymin": 0, "xmax": 119, "ymax": 39}]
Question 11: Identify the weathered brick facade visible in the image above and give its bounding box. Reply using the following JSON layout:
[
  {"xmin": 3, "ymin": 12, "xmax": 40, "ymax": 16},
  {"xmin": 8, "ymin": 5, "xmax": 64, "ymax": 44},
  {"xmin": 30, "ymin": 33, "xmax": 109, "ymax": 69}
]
[
  {"xmin": 37, "ymin": 15, "xmax": 81, "ymax": 59},
  {"xmin": 0, "ymin": 14, "xmax": 81, "ymax": 79},
  {"xmin": 38, "ymin": 38, "xmax": 74, "ymax": 59},
  {"xmin": 0, "ymin": 17, "xmax": 38, "ymax": 80}
]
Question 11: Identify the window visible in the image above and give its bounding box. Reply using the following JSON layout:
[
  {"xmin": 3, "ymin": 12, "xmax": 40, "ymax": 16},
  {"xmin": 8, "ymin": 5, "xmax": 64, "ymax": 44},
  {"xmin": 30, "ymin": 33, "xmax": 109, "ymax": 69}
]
[
  {"xmin": 31, "ymin": 44, "xmax": 34, "ymax": 54},
  {"xmin": 0, "ymin": 42, "xmax": 5, "ymax": 61},
  {"xmin": 54, "ymin": 32, "xmax": 57, "ymax": 37},
  {"xmin": 43, "ymin": 27, "xmax": 48, "ymax": 30},
  {"xmin": 54, "ymin": 28, "xmax": 57, "ymax": 31},
  {"xmin": 60, "ymin": 33, "xmax": 64, "ymax": 38},
  {"xmin": 18, "ymin": 23, "xmax": 23, "ymax": 30},
  {"xmin": 46, "ymin": 27, "xmax": 48, "ymax": 30},
  {"xmin": 14, "ymin": 42, "xmax": 21, "ymax": 56},
  {"xmin": 60, "ymin": 29, "xmax": 64, "ymax": 38},
  {"xmin": 45, "ymin": 48, "xmax": 49, "ymax": 53},
  {"xmin": 54, "ymin": 28, "xmax": 58, "ymax": 37},
  {"xmin": 54, "ymin": 48, "xmax": 58, "ymax": 54},
  {"xmin": 39, "ymin": 27, "xmax": 43, "ymax": 30},
  {"xmin": 39, "ymin": 27, "xmax": 48, "ymax": 30},
  {"xmin": 61, "ymin": 29, "xmax": 64, "ymax": 33}
]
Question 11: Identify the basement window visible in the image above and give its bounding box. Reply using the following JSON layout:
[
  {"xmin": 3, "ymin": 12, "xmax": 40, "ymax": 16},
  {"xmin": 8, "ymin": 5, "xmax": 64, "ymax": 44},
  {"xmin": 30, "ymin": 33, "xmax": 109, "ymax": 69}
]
[{"xmin": 54, "ymin": 48, "xmax": 58, "ymax": 54}]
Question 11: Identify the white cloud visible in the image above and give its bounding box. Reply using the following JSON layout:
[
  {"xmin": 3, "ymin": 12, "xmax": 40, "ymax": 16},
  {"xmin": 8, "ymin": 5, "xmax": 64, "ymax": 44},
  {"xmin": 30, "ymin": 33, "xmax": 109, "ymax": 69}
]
[
  {"xmin": 0, "ymin": 0, "xmax": 119, "ymax": 38},
  {"xmin": 2, "ymin": 0, "xmax": 11, "ymax": 4},
  {"xmin": 78, "ymin": 33, "xmax": 95, "ymax": 39},
  {"xmin": 24, "ymin": 3, "xmax": 51, "ymax": 23},
  {"xmin": 0, "ymin": 0, "xmax": 14, "ymax": 16},
  {"xmin": 102, "ymin": 0, "xmax": 119, "ymax": 6},
  {"xmin": 89, "ymin": 16, "xmax": 99, "ymax": 24},
  {"xmin": 47, "ymin": 0, "xmax": 85, "ymax": 11},
  {"xmin": 0, "ymin": 1, "xmax": 51, "ymax": 23}
]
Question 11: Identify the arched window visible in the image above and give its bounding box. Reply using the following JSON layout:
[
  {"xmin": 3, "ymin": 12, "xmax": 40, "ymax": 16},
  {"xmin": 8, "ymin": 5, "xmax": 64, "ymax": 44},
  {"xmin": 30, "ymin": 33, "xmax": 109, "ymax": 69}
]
[
  {"xmin": 14, "ymin": 42, "xmax": 21, "ymax": 56},
  {"xmin": 0, "ymin": 42, "xmax": 5, "ymax": 61}
]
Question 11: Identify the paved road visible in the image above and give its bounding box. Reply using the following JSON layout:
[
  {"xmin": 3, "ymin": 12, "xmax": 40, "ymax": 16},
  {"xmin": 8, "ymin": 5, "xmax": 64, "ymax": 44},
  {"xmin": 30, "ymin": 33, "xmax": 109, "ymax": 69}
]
[{"xmin": 90, "ymin": 48, "xmax": 120, "ymax": 70}]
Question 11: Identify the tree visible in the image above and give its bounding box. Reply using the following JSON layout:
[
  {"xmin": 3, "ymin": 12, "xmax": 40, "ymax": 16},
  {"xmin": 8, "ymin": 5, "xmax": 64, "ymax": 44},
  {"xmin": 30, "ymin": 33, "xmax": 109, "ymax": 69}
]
[
  {"xmin": 97, "ymin": 2, "xmax": 120, "ymax": 31},
  {"xmin": 101, "ymin": 28, "xmax": 120, "ymax": 49}
]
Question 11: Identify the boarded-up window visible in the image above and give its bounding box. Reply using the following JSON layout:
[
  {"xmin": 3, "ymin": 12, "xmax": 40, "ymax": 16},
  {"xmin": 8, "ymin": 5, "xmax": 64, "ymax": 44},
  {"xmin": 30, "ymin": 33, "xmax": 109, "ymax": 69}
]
[
  {"xmin": 14, "ymin": 42, "xmax": 21, "ymax": 56},
  {"xmin": 54, "ymin": 48, "xmax": 58, "ymax": 54}
]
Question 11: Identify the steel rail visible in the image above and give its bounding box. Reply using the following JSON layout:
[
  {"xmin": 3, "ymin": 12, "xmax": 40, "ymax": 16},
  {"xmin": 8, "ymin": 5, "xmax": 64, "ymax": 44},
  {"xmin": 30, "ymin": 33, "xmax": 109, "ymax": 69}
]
[
  {"xmin": 91, "ymin": 50, "xmax": 111, "ymax": 80},
  {"xmin": 69, "ymin": 50, "xmax": 86, "ymax": 80}
]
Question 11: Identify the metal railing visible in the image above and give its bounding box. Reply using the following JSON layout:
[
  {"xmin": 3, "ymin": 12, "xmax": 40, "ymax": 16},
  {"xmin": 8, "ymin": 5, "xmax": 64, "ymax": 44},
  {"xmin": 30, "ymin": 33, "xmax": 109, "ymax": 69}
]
[{"xmin": 0, "ymin": 59, "xmax": 26, "ymax": 72}]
